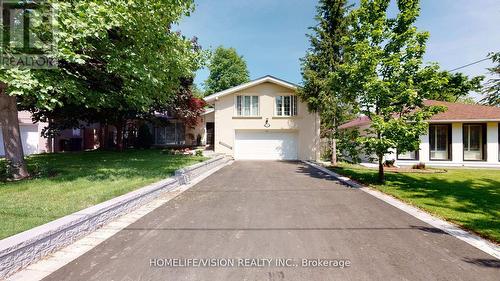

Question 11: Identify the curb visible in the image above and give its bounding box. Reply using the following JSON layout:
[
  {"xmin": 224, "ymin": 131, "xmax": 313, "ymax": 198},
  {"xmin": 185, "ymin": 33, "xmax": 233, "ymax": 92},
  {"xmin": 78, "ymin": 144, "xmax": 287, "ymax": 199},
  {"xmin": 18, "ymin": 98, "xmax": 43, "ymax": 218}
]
[
  {"xmin": 303, "ymin": 161, "xmax": 500, "ymax": 260},
  {"xmin": 0, "ymin": 155, "xmax": 231, "ymax": 279}
]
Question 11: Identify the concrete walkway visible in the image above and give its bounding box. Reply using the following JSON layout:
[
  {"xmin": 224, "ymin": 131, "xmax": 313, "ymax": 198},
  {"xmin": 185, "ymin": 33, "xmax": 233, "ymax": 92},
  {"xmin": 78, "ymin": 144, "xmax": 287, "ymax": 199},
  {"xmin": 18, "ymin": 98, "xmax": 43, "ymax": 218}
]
[{"xmin": 42, "ymin": 161, "xmax": 499, "ymax": 281}]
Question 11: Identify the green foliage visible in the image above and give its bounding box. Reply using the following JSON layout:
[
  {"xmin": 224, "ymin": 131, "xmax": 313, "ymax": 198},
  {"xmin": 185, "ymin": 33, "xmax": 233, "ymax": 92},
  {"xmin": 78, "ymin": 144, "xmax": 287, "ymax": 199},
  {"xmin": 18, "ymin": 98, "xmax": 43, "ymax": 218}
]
[
  {"xmin": 204, "ymin": 46, "xmax": 250, "ymax": 95},
  {"xmin": 481, "ymin": 52, "xmax": 500, "ymax": 106},
  {"xmin": 299, "ymin": 0, "xmax": 354, "ymax": 140},
  {"xmin": 195, "ymin": 149, "xmax": 203, "ymax": 157},
  {"xmin": 3, "ymin": 0, "xmax": 205, "ymax": 124},
  {"xmin": 0, "ymin": 160, "xmax": 12, "ymax": 182},
  {"xmin": 338, "ymin": 0, "xmax": 445, "ymax": 181},
  {"xmin": 136, "ymin": 124, "xmax": 153, "ymax": 149},
  {"xmin": 421, "ymin": 69, "xmax": 484, "ymax": 102},
  {"xmin": 337, "ymin": 129, "xmax": 361, "ymax": 163}
]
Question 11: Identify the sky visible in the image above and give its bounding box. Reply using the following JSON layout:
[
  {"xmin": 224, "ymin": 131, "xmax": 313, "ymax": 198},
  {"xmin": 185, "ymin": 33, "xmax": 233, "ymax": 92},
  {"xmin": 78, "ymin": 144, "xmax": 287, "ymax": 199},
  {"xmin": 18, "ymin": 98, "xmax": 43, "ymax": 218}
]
[{"xmin": 178, "ymin": 0, "xmax": 500, "ymax": 91}]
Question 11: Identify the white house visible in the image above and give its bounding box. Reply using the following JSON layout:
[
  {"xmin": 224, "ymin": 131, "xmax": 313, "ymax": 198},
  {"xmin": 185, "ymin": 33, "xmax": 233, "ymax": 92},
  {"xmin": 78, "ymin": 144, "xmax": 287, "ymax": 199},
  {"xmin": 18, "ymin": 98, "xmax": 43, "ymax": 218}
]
[
  {"xmin": 339, "ymin": 100, "xmax": 500, "ymax": 168},
  {"xmin": 0, "ymin": 111, "xmax": 50, "ymax": 156},
  {"xmin": 202, "ymin": 75, "xmax": 320, "ymax": 160}
]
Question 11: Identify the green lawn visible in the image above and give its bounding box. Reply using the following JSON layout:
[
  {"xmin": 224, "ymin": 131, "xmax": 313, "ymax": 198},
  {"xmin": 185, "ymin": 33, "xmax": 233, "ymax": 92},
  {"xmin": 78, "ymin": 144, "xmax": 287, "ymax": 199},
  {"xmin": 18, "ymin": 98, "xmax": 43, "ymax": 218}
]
[
  {"xmin": 330, "ymin": 163, "xmax": 500, "ymax": 243},
  {"xmin": 0, "ymin": 150, "xmax": 206, "ymax": 239}
]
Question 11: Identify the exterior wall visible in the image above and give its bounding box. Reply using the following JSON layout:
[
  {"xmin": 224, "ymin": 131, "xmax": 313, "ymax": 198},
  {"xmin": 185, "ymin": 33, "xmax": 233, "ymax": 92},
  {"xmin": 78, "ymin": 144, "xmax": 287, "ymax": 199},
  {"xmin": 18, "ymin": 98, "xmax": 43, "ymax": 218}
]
[
  {"xmin": 212, "ymin": 82, "xmax": 320, "ymax": 160},
  {"xmin": 0, "ymin": 111, "xmax": 49, "ymax": 156},
  {"xmin": 394, "ymin": 122, "xmax": 500, "ymax": 168},
  {"xmin": 351, "ymin": 121, "xmax": 500, "ymax": 168},
  {"xmin": 186, "ymin": 112, "xmax": 214, "ymax": 147}
]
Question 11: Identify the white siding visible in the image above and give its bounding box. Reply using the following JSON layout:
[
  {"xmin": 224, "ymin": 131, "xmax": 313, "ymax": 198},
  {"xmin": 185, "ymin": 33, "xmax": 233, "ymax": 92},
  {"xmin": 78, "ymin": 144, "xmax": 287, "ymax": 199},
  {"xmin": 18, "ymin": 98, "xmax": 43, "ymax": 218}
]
[
  {"xmin": 0, "ymin": 125, "xmax": 40, "ymax": 156},
  {"xmin": 394, "ymin": 122, "xmax": 500, "ymax": 168}
]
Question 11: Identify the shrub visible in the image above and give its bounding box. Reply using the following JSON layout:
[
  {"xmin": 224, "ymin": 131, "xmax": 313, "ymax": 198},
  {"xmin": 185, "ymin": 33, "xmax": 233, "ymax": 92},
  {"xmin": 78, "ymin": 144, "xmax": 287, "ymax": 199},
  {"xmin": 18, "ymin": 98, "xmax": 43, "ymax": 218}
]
[
  {"xmin": 384, "ymin": 159, "xmax": 395, "ymax": 167},
  {"xmin": 195, "ymin": 149, "xmax": 203, "ymax": 157},
  {"xmin": 412, "ymin": 162, "xmax": 426, "ymax": 170},
  {"xmin": 320, "ymin": 146, "xmax": 332, "ymax": 162},
  {"xmin": 337, "ymin": 129, "xmax": 361, "ymax": 163},
  {"xmin": 29, "ymin": 162, "xmax": 58, "ymax": 179},
  {"xmin": 136, "ymin": 124, "xmax": 153, "ymax": 149},
  {"xmin": 0, "ymin": 160, "xmax": 11, "ymax": 182}
]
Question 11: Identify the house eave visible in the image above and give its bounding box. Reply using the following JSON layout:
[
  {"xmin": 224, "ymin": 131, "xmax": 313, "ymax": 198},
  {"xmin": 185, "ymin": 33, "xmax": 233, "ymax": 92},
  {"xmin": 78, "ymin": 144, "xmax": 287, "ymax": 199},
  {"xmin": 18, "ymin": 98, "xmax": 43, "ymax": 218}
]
[
  {"xmin": 428, "ymin": 119, "xmax": 500, "ymax": 123},
  {"xmin": 204, "ymin": 75, "xmax": 298, "ymax": 103}
]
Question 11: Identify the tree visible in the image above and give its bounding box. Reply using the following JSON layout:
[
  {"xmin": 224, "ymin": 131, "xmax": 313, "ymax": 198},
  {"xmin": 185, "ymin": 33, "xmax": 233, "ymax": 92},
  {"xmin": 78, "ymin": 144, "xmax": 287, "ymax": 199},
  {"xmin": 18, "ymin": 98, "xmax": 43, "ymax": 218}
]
[
  {"xmin": 299, "ymin": 0, "xmax": 353, "ymax": 166},
  {"xmin": 1, "ymin": 0, "xmax": 203, "ymax": 178},
  {"xmin": 416, "ymin": 66, "xmax": 483, "ymax": 102},
  {"xmin": 204, "ymin": 46, "xmax": 250, "ymax": 95},
  {"xmin": 481, "ymin": 52, "xmax": 500, "ymax": 106},
  {"xmin": 338, "ymin": 0, "xmax": 445, "ymax": 182}
]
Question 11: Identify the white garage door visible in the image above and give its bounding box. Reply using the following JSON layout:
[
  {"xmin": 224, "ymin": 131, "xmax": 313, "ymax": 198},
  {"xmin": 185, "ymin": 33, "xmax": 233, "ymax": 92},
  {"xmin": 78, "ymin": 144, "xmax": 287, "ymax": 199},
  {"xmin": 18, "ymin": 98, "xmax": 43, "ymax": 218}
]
[
  {"xmin": 235, "ymin": 131, "xmax": 298, "ymax": 160},
  {"xmin": 0, "ymin": 125, "xmax": 39, "ymax": 156}
]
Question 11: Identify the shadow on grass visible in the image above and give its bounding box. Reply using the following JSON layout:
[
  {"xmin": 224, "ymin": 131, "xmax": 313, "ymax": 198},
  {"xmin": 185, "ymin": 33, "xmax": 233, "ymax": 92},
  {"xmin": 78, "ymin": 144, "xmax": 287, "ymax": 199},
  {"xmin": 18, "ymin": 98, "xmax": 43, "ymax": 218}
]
[
  {"xmin": 1, "ymin": 149, "xmax": 205, "ymax": 187},
  {"xmin": 328, "ymin": 165, "xmax": 500, "ymax": 242}
]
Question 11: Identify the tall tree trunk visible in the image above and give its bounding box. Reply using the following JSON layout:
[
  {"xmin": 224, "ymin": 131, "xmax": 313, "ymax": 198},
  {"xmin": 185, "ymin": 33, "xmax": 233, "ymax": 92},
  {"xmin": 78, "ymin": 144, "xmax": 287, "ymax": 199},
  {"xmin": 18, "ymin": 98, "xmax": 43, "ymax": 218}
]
[
  {"xmin": 102, "ymin": 124, "xmax": 109, "ymax": 150},
  {"xmin": 115, "ymin": 122, "xmax": 125, "ymax": 152},
  {"xmin": 331, "ymin": 119, "xmax": 338, "ymax": 166},
  {"xmin": 0, "ymin": 84, "xmax": 30, "ymax": 180},
  {"xmin": 378, "ymin": 154, "xmax": 385, "ymax": 183},
  {"xmin": 331, "ymin": 137, "xmax": 337, "ymax": 166}
]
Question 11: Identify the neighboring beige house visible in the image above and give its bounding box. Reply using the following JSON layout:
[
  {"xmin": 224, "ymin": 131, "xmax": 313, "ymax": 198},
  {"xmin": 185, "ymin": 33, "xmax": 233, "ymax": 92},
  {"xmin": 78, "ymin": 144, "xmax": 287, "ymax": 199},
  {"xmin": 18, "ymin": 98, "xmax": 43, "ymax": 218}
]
[
  {"xmin": 202, "ymin": 75, "xmax": 320, "ymax": 160},
  {"xmin": 2, "ymin": 76, "xmax": 321, "ymax": 160},
  {"xmin": 340, "ymin": 100, "xmax": 500, "ymax": 168}
]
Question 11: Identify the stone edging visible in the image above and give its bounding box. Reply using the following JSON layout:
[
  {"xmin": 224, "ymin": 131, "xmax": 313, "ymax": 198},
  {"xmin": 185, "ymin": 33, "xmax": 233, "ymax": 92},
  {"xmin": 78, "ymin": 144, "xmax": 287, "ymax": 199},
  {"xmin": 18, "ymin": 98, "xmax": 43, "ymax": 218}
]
[
  {"xmin": 303, "ymin": 161, "xmax": 500, "ymax": 260},
  {"xmin": 0, "ymin": 155, "xmax": 231, "ymax": 279}
]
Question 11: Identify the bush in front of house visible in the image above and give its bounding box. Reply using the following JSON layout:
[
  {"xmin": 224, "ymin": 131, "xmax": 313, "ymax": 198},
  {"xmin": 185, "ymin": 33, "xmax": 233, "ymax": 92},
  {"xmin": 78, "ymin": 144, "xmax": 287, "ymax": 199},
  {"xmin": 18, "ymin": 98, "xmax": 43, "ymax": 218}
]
[
  {"xmin": 0, "ymin": 160, "xmax": 11, "ymax": 182},
  {"xmin": 384, "ymin": 159, "xmax": 395, "ymax": 167},
  {"xmin": 412, "ymin": 162, "xmax": 426, "ymax": 170},
  {"xmin": 136, "ymin": 124, "xmax": 153, "ymax": 149},
  {"xmin": 337, "ymin": 129, "xmax": 361, "ymax": 163}
]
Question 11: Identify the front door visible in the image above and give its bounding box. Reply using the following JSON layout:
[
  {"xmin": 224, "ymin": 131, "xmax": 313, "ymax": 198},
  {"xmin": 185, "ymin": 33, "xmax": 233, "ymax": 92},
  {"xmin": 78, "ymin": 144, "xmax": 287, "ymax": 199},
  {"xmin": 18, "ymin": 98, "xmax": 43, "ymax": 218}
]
[{"xmin": 206, "ymin": 122, "xmax": 215, "ymax": 149}]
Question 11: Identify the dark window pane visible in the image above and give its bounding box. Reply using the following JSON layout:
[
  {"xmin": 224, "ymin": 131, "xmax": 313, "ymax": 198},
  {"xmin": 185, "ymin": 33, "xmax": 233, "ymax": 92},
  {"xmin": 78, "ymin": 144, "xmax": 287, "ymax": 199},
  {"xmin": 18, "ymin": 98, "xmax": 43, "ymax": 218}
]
[{"xmin": 276, "ymin": 96, "xmax": 283, "ymax": 116}]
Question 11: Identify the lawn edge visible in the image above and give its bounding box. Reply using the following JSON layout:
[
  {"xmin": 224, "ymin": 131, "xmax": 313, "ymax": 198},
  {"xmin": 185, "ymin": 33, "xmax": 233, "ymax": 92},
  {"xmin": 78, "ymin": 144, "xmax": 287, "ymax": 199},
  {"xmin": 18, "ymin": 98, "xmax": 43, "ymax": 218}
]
[
  {"xmin": 0, "ymin": 155, "xmax": 232, "ymax": 280},
  {"xmin": 303, "ymin": 161, "xmax": 500, "ymax": 260}
]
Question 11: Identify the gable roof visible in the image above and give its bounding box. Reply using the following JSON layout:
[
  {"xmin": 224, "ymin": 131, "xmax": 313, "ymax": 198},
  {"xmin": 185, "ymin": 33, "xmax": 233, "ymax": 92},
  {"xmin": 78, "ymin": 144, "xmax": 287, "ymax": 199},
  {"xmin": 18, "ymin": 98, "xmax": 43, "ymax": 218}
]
[
  {"xmin": 339, "ymin": 116, "xmax": 371, "ymax": 129},
  {"xmin": 204, "ymin": 75, "xmax": 298, "ymax": 103},
  {"xmin": 339, "ymin": 100, "xmax": 500, "ymax": 129},
  {"xmin": 423, "ymin": 100, "xmax": 500, "ymax": 121}
]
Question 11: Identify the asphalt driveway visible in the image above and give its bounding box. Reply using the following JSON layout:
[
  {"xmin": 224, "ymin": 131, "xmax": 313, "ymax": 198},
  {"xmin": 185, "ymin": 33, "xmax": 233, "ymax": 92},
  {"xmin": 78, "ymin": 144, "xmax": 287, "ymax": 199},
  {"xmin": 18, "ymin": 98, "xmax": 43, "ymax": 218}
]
[{"xmin": 43, "ymin": 161, "xmax": 499, "ymax": 281}]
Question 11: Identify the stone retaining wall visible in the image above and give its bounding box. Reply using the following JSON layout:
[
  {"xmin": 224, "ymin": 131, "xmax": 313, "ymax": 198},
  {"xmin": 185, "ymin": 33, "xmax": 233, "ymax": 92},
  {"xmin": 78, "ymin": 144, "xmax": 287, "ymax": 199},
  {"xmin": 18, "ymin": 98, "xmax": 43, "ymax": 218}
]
[{"xmin": 0, "ymin": 155, "xmax": 230, "ymax": 279}]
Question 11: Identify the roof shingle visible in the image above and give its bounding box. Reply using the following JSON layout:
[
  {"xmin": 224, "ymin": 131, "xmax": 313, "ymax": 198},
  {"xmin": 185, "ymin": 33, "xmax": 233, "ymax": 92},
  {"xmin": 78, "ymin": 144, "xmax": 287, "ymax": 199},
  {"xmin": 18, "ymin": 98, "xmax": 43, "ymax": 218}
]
[{"xmin": 339, "ymin": 100, "xmax": 500, "ymax": 129}]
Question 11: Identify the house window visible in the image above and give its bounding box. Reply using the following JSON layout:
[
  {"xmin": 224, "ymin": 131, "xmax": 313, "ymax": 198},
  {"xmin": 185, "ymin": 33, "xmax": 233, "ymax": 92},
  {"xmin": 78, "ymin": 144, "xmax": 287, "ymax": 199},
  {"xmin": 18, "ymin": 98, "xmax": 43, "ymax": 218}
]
[
  {"xmin": 463, "ymin": 124, "xmax": 485, "ymax": 161},
  {"xmin": 236, "ymin": 96, "xmax": 259, "ymax": 116},
  {"xmin": 397, "ymin": 150, "xmax": 418, "ymax": 160},
  {"xmin": 275, "ymin": 95, "xmax": 297, "ymax": 116},
  {"xmin": 429, "ymin": 124, "xmax": 450, "ymax": 160},
  {"xmin": 155, "ymin": 122, "xmax": 185, "ymax": 145}
]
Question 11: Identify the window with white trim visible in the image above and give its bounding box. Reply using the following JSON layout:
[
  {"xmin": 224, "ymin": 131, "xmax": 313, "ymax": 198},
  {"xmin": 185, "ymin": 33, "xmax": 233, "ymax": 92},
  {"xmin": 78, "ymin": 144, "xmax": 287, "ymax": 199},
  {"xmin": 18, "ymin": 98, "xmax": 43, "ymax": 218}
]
[
  {"xmin": 463, "ymin": 124, "xmax": 484, "ymax": 161},
  {"xmin": 275, "ymin": 95, "xmax": 297, "ymax": 116},
  {"xmin": 236, "ymin": 96, "xmax": 259, "ymax": 116},
  {"xmin": 429, "ymin": 124, "xmax": 450, "ymax": 160}
]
